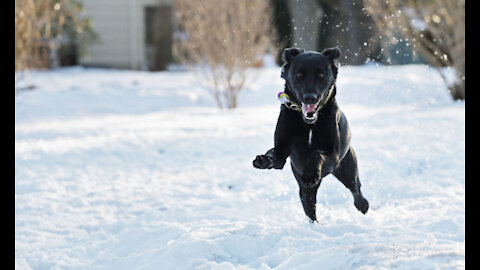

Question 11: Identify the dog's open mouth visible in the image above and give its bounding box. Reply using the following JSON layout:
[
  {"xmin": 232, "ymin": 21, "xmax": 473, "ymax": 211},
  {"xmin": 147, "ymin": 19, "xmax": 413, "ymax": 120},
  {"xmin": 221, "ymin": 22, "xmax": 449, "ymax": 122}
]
[{"xmin": 301, "ymin": 102, "xmax": 320, "ymax": 123}]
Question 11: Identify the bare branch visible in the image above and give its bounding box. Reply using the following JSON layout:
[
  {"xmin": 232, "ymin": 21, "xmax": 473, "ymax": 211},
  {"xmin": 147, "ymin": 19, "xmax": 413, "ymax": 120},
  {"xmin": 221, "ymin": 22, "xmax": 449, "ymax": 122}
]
[
  {"xmin": 363, "ymin": 0, "xmax": 465, "ymax": 100},
  {"xmin": 173, "ymin": 0, "xmax": 275, "ymax": 108}
]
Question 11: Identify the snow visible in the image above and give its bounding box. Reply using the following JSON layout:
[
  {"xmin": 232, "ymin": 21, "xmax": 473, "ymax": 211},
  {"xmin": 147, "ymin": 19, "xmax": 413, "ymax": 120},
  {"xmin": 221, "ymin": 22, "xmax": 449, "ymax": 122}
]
[{"xmin": 15, "ymin": 64, "xmax": 464, "ymax": 269}]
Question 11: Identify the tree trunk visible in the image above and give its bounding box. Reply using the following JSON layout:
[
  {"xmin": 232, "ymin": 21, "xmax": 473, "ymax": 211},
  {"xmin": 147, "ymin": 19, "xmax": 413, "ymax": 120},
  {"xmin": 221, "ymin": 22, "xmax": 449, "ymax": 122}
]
[
  {"xmin": 287, "ymin": 0, "xmax": 322, "ymax": 51},
  {"xmin": 449, "ymin": 77, "xmax": 465, "ymax": 100}
]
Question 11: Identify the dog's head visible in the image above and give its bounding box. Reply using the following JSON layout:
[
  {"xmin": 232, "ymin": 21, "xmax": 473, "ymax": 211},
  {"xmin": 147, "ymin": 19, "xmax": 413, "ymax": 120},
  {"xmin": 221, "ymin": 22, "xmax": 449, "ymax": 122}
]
[{"xmin": 281, "ymin": 47, "xmax": 340, "ymax": 124}]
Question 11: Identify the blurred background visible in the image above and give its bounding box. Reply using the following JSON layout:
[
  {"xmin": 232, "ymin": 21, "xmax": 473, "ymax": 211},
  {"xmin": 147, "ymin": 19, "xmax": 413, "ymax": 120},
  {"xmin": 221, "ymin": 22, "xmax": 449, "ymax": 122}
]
[{"xmin": 15, "ymin": 0, "xmax": 465, "ymax": 104}]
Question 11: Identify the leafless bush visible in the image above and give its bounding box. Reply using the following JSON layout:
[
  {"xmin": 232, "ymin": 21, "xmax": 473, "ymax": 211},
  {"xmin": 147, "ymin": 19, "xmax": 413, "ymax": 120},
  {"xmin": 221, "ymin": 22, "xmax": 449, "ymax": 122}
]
[
  {"xmin": 364, "ymin": 0, "xmax": 465, "ymax": 100},
  {"xmin": 15, "ymin": 0, "xmax": 58, "ymax": 71},
  {"xmin": 173, "ymin": 0, "xmax": 275, "ymax": 109},
  {"xmin": 15, "ymin": 0, "xmax": 96, "ymax": 72}
]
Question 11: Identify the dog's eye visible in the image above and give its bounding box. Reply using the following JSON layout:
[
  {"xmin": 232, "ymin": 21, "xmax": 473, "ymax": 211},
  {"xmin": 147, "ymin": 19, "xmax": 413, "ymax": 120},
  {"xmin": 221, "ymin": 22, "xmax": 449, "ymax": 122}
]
[
  {"xmin": 296, "ymin": 72, "xmax": 303, "ymax": 78},
  {"xmin": 318, "ymin": 73, "xmax": 324, "ymax": 79}
]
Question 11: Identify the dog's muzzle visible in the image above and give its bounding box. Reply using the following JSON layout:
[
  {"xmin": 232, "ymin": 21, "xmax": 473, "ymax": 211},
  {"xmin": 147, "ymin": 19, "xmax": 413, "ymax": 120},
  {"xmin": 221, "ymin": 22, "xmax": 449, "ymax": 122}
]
[
  {"xmin": 277, "ymin": 84, "xmax": 335, "ymax": 124},
  {"xmin": 301, "ymin": 101, "xmax": 320, "ymax": 123}
]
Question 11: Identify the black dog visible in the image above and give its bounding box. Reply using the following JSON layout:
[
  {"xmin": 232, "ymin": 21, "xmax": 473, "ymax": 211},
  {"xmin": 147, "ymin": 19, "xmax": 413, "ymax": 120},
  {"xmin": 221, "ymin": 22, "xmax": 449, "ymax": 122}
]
[{"xmin": 253, "ymin": 47, "xmax": 369, "ymax": 222}]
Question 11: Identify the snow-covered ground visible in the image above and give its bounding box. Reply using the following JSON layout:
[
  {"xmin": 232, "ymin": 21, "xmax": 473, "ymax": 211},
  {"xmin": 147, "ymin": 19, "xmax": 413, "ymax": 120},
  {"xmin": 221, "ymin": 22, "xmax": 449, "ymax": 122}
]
[{"xmin": 15, "ymin": 64, "xmax": 464, "ymax": 269}]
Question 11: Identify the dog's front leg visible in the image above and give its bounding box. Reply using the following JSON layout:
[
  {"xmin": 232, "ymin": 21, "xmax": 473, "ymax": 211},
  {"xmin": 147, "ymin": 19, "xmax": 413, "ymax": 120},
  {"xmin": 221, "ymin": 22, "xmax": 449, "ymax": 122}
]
[
  {"xmin": 301, "ymin": 149, "xmax": 340, "ymax": 187},
  {"xmin": 300, "ymin": 150, "xmax": 325, "ymax": 187},
  {"xmin": 253, "ymin": 148, "xmax": 288, "ymax": 169},
  {"xmin": 253, "ymin": 109, "xmax": 292, "ymax": 170},
  {"xmin": 319, "ymin": 150, "xmax": 340, "ymax": 176}
]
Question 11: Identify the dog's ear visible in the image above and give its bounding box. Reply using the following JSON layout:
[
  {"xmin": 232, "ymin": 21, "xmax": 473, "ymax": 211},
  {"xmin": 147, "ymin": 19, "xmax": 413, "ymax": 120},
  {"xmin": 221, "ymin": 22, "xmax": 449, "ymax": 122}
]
[
  {"xmin": 321, "ymin": 47, "xmax": 340, "ymax": 61},
  {"xmin": 321, "ymin": 47, "xmax": 340, "ymax": 78},
  {"xmin": 282, "ymin": 47, "xmax": 305, "ymax": 64}
]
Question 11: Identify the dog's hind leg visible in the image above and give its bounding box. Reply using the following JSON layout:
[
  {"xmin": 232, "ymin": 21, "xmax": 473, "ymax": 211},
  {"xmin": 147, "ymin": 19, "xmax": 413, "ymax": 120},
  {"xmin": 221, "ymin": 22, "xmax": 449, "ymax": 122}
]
[
  {"xmin": 333, "ymin": 147, "xmax": 369, "ymax": 214},
  {"xmin": 292, "ymin": 165, "xmax": 320, "ymax": 222}
]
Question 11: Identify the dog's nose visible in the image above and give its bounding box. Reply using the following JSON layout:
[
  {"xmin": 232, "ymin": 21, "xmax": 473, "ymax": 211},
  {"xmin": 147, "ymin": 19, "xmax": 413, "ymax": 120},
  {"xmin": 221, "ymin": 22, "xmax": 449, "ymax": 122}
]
[{"xmin": 302, "ymin": 93, "xmax": 317, "ymax": 104}]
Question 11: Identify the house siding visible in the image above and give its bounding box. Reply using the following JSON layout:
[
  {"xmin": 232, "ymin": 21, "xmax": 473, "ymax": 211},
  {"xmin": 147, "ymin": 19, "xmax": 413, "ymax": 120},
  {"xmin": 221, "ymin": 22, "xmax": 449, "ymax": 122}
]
[{"xmin": 79, "ymin": 0, "xmax": 173, "ymax": 69}]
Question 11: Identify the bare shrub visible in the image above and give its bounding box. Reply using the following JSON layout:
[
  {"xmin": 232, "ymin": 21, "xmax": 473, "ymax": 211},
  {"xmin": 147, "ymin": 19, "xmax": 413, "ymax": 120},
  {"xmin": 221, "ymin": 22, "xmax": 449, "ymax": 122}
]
[
  {"xmin": 364, "ymin": 0, "xmax": 465, "ymax": 100},
  {"xmin": 173, "ymin": 0, "xmax": 275, "ymax": 109},
  {"xmin": 15, "ymin": 0, "xmax": 57, "ymax": 71},
  {"xmin": 15, "ymin": 0, "xmax": 97, "ymax": 72}
]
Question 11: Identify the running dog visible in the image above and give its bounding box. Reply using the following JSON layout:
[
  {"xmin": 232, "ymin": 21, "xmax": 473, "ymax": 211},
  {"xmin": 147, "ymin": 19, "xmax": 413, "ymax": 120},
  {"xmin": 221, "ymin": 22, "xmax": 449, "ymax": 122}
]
[{"xmin": 253, "ymin": 47, "xmax": 369, "ymax": 222}]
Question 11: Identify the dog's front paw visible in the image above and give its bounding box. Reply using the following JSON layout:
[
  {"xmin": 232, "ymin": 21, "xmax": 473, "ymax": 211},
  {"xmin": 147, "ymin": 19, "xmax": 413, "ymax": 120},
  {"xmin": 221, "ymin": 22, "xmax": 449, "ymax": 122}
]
[{"xmin": 253, "ymin": 155, "xmax": 274, "ymax": 169}]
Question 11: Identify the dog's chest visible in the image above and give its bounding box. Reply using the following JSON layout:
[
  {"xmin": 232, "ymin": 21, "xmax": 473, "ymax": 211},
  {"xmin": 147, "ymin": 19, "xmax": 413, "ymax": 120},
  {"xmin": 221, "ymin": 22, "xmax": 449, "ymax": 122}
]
[
  {"xmin": 292, "ymin": 129, "xmax": 314, "ymax": 150},
  {"xmin": 308, "ymin": 130, "xmax": 312, "ymax": 146},
  {"xmin": 292, "ymin": 127, "xmax": 330, "ymax": 151}
]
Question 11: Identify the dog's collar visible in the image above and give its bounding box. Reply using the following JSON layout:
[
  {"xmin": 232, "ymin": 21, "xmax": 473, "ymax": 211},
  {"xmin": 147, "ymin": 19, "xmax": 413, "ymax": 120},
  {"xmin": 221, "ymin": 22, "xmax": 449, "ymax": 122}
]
[
  {"xmin": 277, "ymin": 92, "xmax": 302, "ymax": 111},
  {"xmin": 277, "ymin": 84, "xmax": 335, "ymax": 113}
]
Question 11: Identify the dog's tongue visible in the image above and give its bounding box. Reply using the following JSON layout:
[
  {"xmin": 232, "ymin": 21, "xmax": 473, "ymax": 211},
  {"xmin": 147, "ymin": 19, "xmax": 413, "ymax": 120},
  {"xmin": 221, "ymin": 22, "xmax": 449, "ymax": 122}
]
[{"xmin": 301, "ymin": 103, "xmax": 317, "ymax": 114}]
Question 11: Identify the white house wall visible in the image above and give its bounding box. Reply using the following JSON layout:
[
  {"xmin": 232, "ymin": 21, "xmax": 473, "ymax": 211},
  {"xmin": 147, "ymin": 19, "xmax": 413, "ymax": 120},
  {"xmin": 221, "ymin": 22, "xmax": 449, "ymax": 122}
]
[{"xmin": 80, "ymin": 0, "xmax": 173, "ymax": 69}]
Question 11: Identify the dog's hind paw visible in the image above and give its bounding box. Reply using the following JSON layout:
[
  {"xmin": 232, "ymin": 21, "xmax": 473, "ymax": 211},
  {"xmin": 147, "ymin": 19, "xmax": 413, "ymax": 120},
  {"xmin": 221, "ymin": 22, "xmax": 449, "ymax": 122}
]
[
  {"xmin": 253, "ymin": 155, "xmax": 274, "ymax": 169},
  {"xmin": 354, "ymin": 193, "xmax": 369, "ymax": 214}
]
